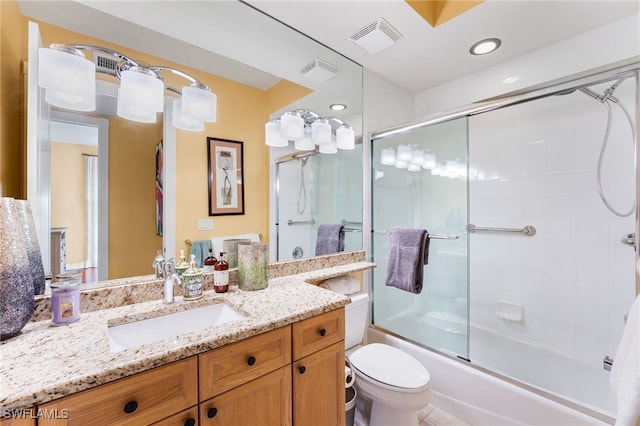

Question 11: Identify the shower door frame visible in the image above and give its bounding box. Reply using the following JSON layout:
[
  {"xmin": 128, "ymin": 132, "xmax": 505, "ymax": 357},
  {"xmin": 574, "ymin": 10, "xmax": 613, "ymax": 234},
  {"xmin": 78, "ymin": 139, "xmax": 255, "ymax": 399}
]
[{"xmin": 369, "ymin": 57, "xmax": 640, "ymax": 423}]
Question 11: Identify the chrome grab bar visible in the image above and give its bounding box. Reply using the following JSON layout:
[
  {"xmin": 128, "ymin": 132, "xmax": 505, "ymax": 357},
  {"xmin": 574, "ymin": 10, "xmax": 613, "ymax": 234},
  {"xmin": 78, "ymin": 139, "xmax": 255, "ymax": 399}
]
[
  {"xmin": 287, "ymin": 219, "xmax": 316, "ymax": 226},
  {"xmin": 467, "ymin": 223, "xmax": 536, "ymax": 237},
  {"xmin": 373, "ymin": 230, "xmax": 458, "ymax": 240},
  {"xmin": 341, "ymin": 219, "xmax": 362, "ymax": 226},
  {"xmin": 342, "ymin": 228, "xmax": 362, "ymax": 233}
]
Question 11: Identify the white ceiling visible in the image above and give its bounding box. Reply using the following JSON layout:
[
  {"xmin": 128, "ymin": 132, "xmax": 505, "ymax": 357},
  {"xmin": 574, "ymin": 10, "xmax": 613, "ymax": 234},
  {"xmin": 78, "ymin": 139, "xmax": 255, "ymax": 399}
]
[
  {"xmin": 249, "ymin": 0, "xmax": 639, "ymax": 93},
  {"xmin": 18, "ymin": 0, "xmax": 639, "ymax": 114}
]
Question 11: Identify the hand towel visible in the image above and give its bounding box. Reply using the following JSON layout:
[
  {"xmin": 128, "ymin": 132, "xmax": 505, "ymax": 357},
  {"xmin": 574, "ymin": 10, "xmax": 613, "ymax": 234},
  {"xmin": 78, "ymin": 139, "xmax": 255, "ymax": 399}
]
[
  {"xmin": 189, "ymin": 240, "xmax": 212, "ymax": 268},
  {"xmin": 610, "ymin": 295, "xmax": 640, "ymax": 426},
  {"xmin": 210, "ymin": 233, "xmax": 260, "ymax": 257},
  {"xmin": 315, "ymin": 224, "xmax": 345, "ymax": 255},
  {"xmin": 385, "ymin": 227, "xmax": 430, "ymax": 294}
]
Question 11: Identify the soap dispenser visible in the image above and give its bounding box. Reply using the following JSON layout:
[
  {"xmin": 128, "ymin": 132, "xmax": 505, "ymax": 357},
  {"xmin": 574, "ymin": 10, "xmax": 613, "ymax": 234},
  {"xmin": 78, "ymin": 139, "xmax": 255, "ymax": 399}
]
[
  {"xmin": 214, "ymin": 252, "xmax": 229, "ymax": 293},
  {"xmin": 175, "ymin": 249, "xmax": 189, "ymax": 278},
  {"xmin": 182, "ymin": 254, "xmax": 203, "ymax": 300},
  {"xmin": 203, "ymin": 249, "xmax": 217, "ymax": 272}
]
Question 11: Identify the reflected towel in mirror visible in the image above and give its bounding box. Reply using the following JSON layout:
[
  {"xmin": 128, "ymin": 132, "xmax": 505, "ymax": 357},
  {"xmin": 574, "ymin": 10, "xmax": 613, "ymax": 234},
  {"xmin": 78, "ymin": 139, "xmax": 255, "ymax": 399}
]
[
  {"xmin": 189, "ymin": 240, "xmax": 212, "ymax": 268},
  {"xmin": 315, "ymin": 224, "xmax": 345, "ymax": 255},
  {"xmin": 385, "ymin": 227, "xmax": 430, "ymax": 294}
]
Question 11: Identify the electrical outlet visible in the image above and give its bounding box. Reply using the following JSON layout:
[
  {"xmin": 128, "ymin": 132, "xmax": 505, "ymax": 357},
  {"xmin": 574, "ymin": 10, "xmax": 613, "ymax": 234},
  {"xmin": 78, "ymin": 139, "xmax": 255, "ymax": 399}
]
[{"xmin": 198, "ymin": 219, "xmax": 214, "ymax": 230}]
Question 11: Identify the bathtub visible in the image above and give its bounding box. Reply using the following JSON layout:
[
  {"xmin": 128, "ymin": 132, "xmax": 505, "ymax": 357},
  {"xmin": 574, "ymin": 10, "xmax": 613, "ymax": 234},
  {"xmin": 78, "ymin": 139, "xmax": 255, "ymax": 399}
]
[{"xmin": 367, "ymin": 327, "xmax": 615, "ymax": 426}]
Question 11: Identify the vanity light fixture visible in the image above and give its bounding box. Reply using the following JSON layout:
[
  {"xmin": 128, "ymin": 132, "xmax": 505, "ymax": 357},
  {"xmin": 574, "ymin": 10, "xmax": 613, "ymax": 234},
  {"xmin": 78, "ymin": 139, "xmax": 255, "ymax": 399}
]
[
  {"xmin": 265, "ymin": 109, "xmax": 355, "ymax": 153},
  {"xmin": 37, "ymin": 44, "xmax": 217, "ymax": 131},
  {"xmin": 469, "ymin": 38, "xmax": 501, "ymax": 55}
]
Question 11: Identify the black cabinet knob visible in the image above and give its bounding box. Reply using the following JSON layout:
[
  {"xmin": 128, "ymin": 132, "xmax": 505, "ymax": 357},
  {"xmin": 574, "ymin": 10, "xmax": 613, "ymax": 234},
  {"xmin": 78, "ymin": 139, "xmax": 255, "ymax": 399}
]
[
  {"xmin": 298, "ymin": 365, "xmax": 306, "ymax": 374},
  {"xmin": 184, "ymin": 418, "xmax": 196, "ymax": 426},
  {"xmin": 207, "ymin": 407, "xmax": 218, "ymax": 419},
  {"xmin": 247, "ymin": 356, "xmax": 256, "ymax": 366},
  {"xmin": 123, "ymin": 400, "xmax": 138, "ymax": 414},
  {"xmin": 319, "ymin": 328, "xmax": 327, "ymax": 337}
]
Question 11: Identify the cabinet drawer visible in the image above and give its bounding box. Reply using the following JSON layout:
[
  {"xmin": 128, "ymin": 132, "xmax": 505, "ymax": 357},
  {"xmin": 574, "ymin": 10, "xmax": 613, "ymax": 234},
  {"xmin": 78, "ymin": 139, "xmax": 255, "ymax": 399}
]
[
  {"xmin": 199, "ymin": 326, "xmax": 291, "ymax": 400},
  {"xmin": 152, "ymin": 406, "xmax": 198, "ymax": 426},
  {"xmin": 292, "ymin": 308, "xmax": 344, "ymax": 360},
  {"xmin": 38, "ymin": 357, "xmax": 198, "ymax": 426}
]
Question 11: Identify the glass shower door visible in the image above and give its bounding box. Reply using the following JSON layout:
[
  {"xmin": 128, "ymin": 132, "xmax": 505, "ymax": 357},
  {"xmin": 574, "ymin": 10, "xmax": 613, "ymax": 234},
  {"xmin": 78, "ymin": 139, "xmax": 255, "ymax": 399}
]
[{"xmin": 371, "ymin": 117, "xmax": 469, "ymax": 358}]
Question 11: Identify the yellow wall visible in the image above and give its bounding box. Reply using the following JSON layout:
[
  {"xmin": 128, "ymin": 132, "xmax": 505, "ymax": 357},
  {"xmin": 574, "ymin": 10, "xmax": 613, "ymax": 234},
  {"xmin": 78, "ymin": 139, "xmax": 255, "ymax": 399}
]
[
  {"xmin": 50, "ymin": 142, "xmax": 98, "ymax": 266},
  {"xmin": 1, "ymin": 1, "xmax": 312, "ymax": 279},
  {"xmin": 0, "ymin": 0, "xmax": 25, "ymax": 198}
]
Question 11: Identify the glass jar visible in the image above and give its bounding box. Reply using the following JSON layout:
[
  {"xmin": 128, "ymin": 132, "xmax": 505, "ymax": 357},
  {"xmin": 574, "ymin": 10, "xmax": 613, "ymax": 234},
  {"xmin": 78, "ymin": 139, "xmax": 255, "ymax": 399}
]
[{"xmin": 51, "ymin": 279, "xmax": 81, "ymax": 325}]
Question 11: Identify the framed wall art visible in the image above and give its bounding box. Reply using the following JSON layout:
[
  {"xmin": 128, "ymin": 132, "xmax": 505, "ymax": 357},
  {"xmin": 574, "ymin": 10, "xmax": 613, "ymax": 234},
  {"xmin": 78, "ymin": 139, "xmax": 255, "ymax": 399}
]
[{"xmin": 207, "ymin": 137, "xmax": 245, "ymax": 216}]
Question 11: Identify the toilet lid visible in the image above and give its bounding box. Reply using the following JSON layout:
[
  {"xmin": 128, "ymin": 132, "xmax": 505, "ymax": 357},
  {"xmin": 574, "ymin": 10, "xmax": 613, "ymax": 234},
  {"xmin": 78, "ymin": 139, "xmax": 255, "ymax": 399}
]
[{"xmin": 349, "ymin": 343, "xmax": 430, "ymax": 389}]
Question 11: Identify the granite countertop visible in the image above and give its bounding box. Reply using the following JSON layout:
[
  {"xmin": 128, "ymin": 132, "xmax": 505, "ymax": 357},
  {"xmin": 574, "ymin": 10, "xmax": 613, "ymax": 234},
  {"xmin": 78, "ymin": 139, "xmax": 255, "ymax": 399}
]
[{"xmin": 0, "ymin": 259, "xmax": 375, "ymax": 411}]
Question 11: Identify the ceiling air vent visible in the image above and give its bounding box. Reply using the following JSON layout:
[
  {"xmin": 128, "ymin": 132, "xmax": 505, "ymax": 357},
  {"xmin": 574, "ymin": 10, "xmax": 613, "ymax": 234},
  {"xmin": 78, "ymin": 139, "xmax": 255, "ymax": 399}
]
[
  {"xmin": 349, "ymin": 17, "xmax": 403, "ymax": 54},
  {"xmin": 300, "ymin": 58, "xmax": 341, "ymax": 82},
  {"xmin": 94, "ymin": 53, "xmax": 119, "ymax": 76}
]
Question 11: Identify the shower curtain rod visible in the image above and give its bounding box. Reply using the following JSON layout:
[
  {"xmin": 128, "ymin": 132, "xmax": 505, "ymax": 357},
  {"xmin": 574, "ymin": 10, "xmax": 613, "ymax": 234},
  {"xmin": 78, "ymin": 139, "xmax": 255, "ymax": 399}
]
[{"xmin": 371, "ymin": 56, "xmax": 640, "ymax": 141}]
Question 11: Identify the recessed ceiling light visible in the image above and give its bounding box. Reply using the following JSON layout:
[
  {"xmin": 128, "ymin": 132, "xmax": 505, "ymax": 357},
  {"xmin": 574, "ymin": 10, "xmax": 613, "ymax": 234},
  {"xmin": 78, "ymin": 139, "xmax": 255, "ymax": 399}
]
[
  {"xmin": 330, "ymin": 103, "xmax": 347, "ymax": 111},
  {"xmin": 470, "ymin": 38, "xmax": 501, "ymax": 55}
]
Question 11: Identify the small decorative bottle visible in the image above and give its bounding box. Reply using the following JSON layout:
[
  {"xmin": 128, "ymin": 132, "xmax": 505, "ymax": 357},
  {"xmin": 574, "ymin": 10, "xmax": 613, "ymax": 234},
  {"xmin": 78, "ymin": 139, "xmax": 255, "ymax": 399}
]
[
  {"xmin": 213, "ymin": 252, "xmax": 229, "ymax": 293},
  {"xmin": 182, "ymin": 254, "xmax": 203, "ymax": 300},
  {"xmin": 203, "ymin": 249, "xmax": 217, "ymax": 272},
  {"xmin": 175, "ymin": 249, "xmax": 189, "ymax": 278}
]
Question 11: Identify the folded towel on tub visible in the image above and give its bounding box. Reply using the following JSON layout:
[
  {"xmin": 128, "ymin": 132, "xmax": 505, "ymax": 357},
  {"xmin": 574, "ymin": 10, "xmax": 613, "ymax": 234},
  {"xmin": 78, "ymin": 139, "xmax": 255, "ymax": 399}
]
[
  {"xmin": 385, "ymin": 227, "xmax": 430, "ymax": 294},
  {"xmin": 610, "ymin": 295, "xmax": 640, "ymax": 426},
  {"xmin": 315, "ymin": 224, "xmax": 345, "ymax": 255}
]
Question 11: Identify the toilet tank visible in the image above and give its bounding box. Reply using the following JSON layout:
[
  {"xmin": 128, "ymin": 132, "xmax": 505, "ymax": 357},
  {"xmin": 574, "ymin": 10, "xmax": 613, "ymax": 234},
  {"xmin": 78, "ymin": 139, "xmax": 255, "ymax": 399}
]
[{"xmin": 345, "ymin": 292, "xmax": 369, "ymax": 350}]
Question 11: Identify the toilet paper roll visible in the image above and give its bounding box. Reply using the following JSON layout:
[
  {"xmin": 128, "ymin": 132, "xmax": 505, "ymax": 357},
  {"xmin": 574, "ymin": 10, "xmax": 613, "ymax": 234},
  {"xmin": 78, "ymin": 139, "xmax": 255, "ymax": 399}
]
[{"xmin": 345, "ymin": 366, "xmax": 355, "ymax": 388}]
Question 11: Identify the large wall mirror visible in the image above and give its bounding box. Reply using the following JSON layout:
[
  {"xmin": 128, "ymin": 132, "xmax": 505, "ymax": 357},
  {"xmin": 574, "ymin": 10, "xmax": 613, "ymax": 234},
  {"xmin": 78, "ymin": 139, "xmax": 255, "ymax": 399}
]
[{"xmin": 17, "ymin": 0, "xmax": 363, "ymax": 288}]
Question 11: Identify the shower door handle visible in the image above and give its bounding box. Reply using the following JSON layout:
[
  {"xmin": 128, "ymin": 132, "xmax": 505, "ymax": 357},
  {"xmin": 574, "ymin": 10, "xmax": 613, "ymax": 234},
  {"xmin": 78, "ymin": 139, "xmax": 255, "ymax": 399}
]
[{"xmin": 621, "ymin": 233, "xmax": 635, "ymax": 248}]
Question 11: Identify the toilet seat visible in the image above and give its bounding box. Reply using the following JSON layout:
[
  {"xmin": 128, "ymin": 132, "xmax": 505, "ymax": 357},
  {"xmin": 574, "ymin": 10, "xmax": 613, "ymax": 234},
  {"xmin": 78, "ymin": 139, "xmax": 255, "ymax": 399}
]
[{"xmin": 349, "ymin": 343, "xmax": 431, "ymax": 392}]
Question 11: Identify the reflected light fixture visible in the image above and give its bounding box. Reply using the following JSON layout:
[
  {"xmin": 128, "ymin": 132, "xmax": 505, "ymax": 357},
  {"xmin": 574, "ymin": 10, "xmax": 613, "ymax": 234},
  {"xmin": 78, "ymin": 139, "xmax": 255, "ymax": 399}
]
[
  {"xmin": 265, "ymin": 109, "xmax": 355, "ymax": 154},
  {"xmin": 469, "ymin": 38, "xmax": 501, "ymax": 55},
  {"xmin": 37, "ymin": 43, "xmax": 217, "ymax": 131}
]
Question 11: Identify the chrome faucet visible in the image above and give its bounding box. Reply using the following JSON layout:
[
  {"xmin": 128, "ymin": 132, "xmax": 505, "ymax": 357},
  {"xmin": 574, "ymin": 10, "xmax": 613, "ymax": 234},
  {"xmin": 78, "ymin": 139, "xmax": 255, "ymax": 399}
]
[
  {"xmin": 163, "ymin": 259, "xmax": 180, "ymax": 304},
  {"xmin": 153, "ymin": 250, "xmax": 165, "ymax": 279}
]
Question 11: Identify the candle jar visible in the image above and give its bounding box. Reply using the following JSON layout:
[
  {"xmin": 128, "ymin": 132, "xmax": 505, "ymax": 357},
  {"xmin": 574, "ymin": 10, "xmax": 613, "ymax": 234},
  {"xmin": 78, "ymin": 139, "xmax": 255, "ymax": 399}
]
[{"xmin": 51, "ymin": 279, "xmax": 81, "ymax": 325}]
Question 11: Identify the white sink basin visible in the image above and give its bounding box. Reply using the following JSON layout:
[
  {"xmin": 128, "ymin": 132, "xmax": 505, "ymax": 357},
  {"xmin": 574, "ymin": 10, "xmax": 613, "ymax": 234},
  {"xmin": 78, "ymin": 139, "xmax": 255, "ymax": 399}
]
[{"xmin": 108, "ymin": 302, "xmax": 245, "ymax": 352}]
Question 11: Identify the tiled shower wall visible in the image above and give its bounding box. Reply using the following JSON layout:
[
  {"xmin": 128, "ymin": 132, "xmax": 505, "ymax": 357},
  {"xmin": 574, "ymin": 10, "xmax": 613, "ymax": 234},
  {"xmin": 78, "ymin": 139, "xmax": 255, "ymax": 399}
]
[{"xmin": 468, "ymin": 79, "xmax": 636, "ymax": 361}]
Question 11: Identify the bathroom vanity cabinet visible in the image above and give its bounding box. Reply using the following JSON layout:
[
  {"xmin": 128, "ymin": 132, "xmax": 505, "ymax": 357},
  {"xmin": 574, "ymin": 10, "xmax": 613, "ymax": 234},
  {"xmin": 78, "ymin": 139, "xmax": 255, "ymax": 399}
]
[{"xmin": 37, "ymin": 308, "xmax": 345, "ymax": 426}]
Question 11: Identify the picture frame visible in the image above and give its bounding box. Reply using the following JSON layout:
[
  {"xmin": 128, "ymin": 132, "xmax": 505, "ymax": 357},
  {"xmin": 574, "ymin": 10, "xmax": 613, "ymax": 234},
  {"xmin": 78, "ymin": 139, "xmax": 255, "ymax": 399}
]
[{"xmin": 207, "ymin": 137, "xmax": 245, "ymax": 216}]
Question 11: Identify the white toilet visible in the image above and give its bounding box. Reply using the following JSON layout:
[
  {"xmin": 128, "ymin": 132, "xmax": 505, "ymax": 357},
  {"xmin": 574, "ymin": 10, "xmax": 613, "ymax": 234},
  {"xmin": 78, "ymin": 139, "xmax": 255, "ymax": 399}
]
[{"xmin": 344, "ymin": 291, "xmax": 432, "ymax": 426}]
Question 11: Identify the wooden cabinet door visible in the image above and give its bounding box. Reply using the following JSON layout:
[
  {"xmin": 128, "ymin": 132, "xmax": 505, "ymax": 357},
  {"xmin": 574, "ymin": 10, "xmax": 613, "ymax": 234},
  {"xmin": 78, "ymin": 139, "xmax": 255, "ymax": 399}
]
[
  {"xmin": 292, "ymin": 341, "xmax": 345, "ymax": 426},
  {"xmin": 151, "ymin": 406, "xmax": 198, "ymax": 426},
  {"xmin": 200, "ymin": 366, "xmax": 292, "ymax": 426}
]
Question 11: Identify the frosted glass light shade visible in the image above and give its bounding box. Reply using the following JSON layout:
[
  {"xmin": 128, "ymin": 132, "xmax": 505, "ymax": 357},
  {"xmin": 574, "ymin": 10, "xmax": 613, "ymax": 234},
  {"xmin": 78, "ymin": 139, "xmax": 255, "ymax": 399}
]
[
  {"xmin": 319, "ymin": 138, "xmax": 337, "ymax": 154},
  {"xmin": 410, "ymin": 149, "xmax": 424, "ymax": 165},
  {"xmin": 118, "ymin": 69, "xmax": 164, "ymax": 119},
  {"xmin": 311, "ymin": 119, "xmax": 332, "ymax": 145},
  {"xmin": 397, "ymin": 144, "xmax": 411, "ymax": 162},
  {"xmin": 181, "ymin": 86, "xmax": 217, "ymax": 122},
  {"xmin": 172, "ymin": 99, "xmax": 204, "ymax": 131},
  {"xmin": 116, "ymin": 88, "xmax": 157, "ymax": 123},
  {"xmin": 38, "ymin": 47, "xmax": 96, "ymax": 111},
  {"xmin": 422, "ymin": 153, "xmax": 437, "ymax": 169},
  {"xmin": 295, "ymin": 135, "xmax": 314, "ymax": 151},
  {"xmin": 394, "ymin": 160, "xmax": 408, "ymax": 169},
  {"xmin": 265, "ymin": 120, "xmax": 287, "ymax": 147},
  {"xmin": 408, "ymin": 163, "xmax": 421, "ymax": 172},
  {"xmin": 380, "ymin": 148, "xmax": 395, "ymax": 165},
  {"xmin": 336, "ymin": 125, "xmax": 355, "ymax": 150},
  {"xmin": 281, "ymin": 112, "xmax": 304, "ymax": 140}
]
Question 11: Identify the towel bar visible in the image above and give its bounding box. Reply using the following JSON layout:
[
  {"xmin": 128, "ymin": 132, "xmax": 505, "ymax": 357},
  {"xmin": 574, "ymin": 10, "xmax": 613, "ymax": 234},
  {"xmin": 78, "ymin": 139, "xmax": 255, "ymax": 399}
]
[
  {"xmin": 373, "ymin": 230, "xmax": 458, "ymax": 240},
  {"xmin": 287, "ymin": 219, "xmax": 316, "ymax": 226},
  {"xmin": 467, "ymin": 223, "xmax": 536, "ymax": 236},
  {"xmin": 341, "ymin": 219, "xmax": 362, "ymax": 226}
]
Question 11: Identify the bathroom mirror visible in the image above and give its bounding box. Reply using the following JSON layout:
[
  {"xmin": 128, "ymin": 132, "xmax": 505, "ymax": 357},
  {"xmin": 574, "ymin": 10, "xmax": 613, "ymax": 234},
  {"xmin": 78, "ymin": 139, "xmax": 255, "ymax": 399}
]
[{"xmin": 18, "ymin": 0, "xmax": 363, "ymax": 288}]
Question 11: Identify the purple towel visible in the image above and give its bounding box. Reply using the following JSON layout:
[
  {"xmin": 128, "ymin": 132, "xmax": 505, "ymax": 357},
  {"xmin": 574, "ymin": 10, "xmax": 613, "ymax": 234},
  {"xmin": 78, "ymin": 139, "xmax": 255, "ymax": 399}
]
[
  {"xmin": 315, "ymin": 224, "xmax": 345, "ymax": 255},
  {"xmin": 385, "ymin": 227, "xmax": 430, "ymax": 294}
]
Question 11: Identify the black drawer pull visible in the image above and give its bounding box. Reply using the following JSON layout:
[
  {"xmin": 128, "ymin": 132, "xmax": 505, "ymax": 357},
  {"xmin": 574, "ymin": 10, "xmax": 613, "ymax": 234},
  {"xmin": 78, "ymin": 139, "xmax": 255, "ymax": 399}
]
[
  {"xmin": 208, "ymin": 407, "xmax": 218, "ymax": 418},
  {"xmin": 123, "ymin": 400, "xmax": 138, "ymax": 414},
  {"xmin": 184, "ymin": 419, "xmax": 196, "ymax": 426},
  {"xmin": 298, "ymin": 365, "xmax": 306, "ymax": 374},
  {"xmin": 319, "ymin": 328, "xmax": 327, "ymax": 337},
  {"xmin": 247, "ymin": 356, "xmax": 256, "ymax": 366}
]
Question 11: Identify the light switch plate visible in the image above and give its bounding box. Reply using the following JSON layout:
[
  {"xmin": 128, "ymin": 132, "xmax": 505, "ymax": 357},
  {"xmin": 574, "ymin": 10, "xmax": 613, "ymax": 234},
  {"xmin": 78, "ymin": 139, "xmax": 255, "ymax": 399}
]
[{"xmin": 198, "ymin": 219, "xmax": 214, "ymax": 230}]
